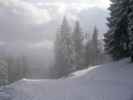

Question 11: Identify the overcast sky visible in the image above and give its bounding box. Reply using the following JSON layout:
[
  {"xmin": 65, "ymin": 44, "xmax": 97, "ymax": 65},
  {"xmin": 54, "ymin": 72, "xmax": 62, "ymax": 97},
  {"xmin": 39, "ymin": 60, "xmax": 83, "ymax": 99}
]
[{"xmin": 0, "ymin": 0, "xmax": 111, "ymax": 49}]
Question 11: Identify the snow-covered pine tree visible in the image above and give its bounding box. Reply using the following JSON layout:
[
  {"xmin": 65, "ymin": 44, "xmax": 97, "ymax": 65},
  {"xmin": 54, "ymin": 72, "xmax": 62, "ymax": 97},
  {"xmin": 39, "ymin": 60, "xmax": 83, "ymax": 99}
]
[
  {"xmin": 92, "ymin": 27, "xmax": 98, "ymax": 50},
  {"xmin": 84, "ymin": 27, "xmax": 100, "ymax": 66},
  {"xmin": 104, "ymin": 0, "xmax": 130, "ymax": 60},
  {"xmin": 91, "ymin": 27, "xmax": 99, "ymax": 65},
  {"xmin": 84, "ymin": 33, "xmax": 92, "ymax": 66},
  {"xmin": 71, "ymin": 21, "xmax": 84, "ymax": 70},
  {"xmin": 53, "ymin": 17, "xmax": 72, "ymax": 78}
]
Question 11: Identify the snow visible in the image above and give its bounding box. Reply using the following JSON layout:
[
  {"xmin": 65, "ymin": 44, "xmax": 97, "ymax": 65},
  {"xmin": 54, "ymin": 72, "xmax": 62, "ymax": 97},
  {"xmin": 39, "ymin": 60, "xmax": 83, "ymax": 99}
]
[
  {"xmin": 70, "ymin": 66, "xmax": 99, "ymax": 78},
  {"xmin": 1, "ymin": 58, "xmax": 133, "ymax": 100}
]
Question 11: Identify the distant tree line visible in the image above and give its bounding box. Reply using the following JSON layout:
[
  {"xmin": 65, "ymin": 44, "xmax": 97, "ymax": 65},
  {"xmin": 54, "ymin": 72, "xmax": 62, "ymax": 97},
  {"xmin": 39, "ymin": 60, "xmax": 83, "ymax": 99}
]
[
  {"xmin": 51, "ymin": 17, "xmax": 108, "ymax": 78},
  {"xmin": 0, "ymin": 55, "xmax": 29, "ymax": 86},
  {"xmin": 104, "ymin": 0, "xmax": 133, "ymax": 62}
]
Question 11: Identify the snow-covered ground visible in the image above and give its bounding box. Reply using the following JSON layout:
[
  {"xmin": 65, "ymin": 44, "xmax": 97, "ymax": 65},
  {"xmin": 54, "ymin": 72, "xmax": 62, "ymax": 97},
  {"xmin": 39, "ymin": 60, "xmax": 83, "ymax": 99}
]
[{"xmin": 1, "ymin": 59, "xmax": 133, "ymax": 100}]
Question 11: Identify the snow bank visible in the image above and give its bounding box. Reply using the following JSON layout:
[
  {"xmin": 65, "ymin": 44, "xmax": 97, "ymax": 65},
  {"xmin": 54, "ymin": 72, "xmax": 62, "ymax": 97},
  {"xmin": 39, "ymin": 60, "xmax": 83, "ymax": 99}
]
[
  {"xmin": 71, "ymin": 58, "xmax": 133, "ymax": 82},
  {"xmin": 70, "ymin": 66, "xmax": 99, "ymax": 78},
  {"xmin": 2, "ymin": 59, "xmax": 133, "ymax": 100}
]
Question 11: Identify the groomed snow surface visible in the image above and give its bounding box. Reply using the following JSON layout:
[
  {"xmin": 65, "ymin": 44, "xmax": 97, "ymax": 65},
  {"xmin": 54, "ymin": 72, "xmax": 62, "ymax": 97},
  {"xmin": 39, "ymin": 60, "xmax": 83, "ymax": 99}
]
[{"xmin": 1, "ymin": 59, "xmax": 133, "ymax": 100}]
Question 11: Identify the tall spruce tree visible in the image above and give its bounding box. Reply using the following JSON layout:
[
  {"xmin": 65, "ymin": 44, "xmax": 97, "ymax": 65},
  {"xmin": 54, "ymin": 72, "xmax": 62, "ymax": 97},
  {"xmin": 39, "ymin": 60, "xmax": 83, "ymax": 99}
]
[
  {"xmin": 104, "ymin": 0, "xmax": 130, "ymax": 60},
  {"xmin": 71, "ymin": 21, "xmax": 84, "ymax": 70},
  {"xmin": 53, "ymin": 17, "xmax": 72, "ymax": 78},
  {"xmin": 85, "ymin": 27, "xmax": 100, "ymax": 66},
  {"xmin": 128, "ymin": 0, "xmax": 133, "ymax": 61},
  {"xmin": 91, "ymin": 27, "xmax": 99, "ymax": 65},
  {"xmin": 92, "ymin": 27, "xmax": 98, "ymax": 51},
  {"xmin": 20, "ymin": 55, "xmax": 28, "ymax": 78},
  {"xmin": 0, "ymin": 60, "xmax": 8, "ymax": 86},
  {"xmin": 84, "ymin": 33, "xmax": 92, "ymax": 66}
]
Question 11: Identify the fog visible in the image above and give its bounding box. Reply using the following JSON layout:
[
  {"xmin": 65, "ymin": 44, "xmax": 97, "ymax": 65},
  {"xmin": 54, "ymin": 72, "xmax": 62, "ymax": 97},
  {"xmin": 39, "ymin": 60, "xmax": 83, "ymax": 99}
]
[{"xmin": 0, "ymin": 0, "xmax": 110, "ymax": 79}]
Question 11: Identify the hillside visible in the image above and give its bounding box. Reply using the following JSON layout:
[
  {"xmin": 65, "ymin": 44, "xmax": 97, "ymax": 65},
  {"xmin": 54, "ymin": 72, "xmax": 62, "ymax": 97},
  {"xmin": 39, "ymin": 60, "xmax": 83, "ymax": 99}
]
[{"xmin": 1, "ymin": 59, "xmax": 133, "ymax": 100}]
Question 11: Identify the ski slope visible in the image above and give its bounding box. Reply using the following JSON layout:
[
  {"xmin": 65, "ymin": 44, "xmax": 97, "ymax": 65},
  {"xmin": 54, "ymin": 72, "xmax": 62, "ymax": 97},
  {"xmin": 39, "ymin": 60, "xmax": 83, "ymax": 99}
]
[{"xmin": 1, "ymin": 59, "xmax": 133, "ymax": 100}]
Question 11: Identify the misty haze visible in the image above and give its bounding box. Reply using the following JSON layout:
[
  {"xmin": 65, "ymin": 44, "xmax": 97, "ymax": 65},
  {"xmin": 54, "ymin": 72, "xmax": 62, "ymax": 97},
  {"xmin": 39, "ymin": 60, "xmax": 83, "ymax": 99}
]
[{"xmin": 0, "ymin": 0, "xmax": 133, "ymax": 100}]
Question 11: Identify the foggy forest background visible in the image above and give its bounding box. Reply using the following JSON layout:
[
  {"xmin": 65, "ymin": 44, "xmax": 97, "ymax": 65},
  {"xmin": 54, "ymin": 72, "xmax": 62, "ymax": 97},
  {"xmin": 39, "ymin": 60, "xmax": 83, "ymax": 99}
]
[
  {"xmin": 0, "ymin": 16, "xmax": 111, "ymax": 85},
  {"xmin": 0, "ymin": 0, "xmax": 111, "ymax": 85}
]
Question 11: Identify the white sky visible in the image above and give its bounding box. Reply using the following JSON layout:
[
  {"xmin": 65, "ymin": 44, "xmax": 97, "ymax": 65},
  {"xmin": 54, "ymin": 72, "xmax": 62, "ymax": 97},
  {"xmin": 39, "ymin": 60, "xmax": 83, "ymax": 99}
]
[
  {"xmin": 0, "ymin": 0, "xmax": 111, "ymax": 49},
  {"xmin": 0, "ymin": 0, "xmax": 111, "ymax": 24},
  {"xmin": 29, "ymin": 0, "xmax": 111, "ymax": 9}
]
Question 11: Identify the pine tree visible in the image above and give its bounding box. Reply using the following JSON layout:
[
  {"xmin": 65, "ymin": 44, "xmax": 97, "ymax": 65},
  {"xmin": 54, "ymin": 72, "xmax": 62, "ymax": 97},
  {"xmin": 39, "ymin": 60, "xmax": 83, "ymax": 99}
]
[
  {"xmin": 53, "ymin": 17, "xmax": 72, "ymax": 78},
  {"xmin": 0, "ymin": 60, "xmax": 8, "ymax": 86},
  {"xmin": 128, "ymin": 0, "xmax": 133, "ymax": 62},
  {"xmin": 104, "ymin": 0, "xmax": 130, "ymax": 60},
  {"xmin": 18, "ymin": 55, "xmax": 28, "ymax": 78},
  {"xmin": 92, "ymin": 27, "xmax": 98, "ymax": 51},
  {"xmin": 6, "ymin": 56, "xmax": 16, "ymax": 83},
  {"xmin": 84, "ymin": 27, "xmax": 99, "ymax": 66},
  {"xmin": 71, "ymin": 21, "xmax": 84, "ymax": 70},
  {"xmin": 84, "ymin": 33, "xmax": 92, "ymax": 66},
  {"xmin": 91, "ymin": 27, "xmax": 99, "ymax": 65}
]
